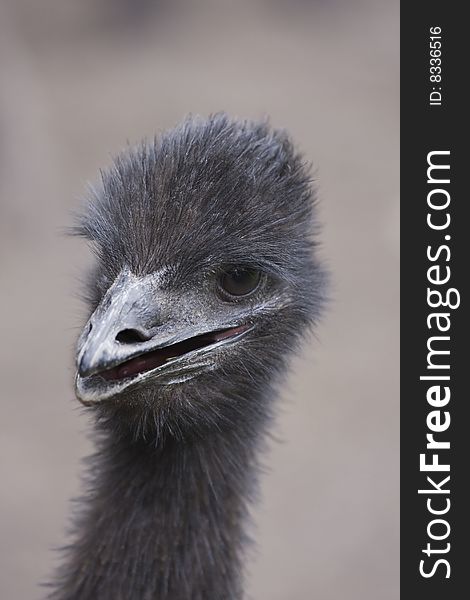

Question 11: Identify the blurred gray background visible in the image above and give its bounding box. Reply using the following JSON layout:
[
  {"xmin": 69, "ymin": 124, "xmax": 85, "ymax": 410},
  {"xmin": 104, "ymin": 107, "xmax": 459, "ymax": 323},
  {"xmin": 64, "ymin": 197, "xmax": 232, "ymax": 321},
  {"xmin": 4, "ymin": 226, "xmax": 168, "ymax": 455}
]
[{"xmin": 0, "ymin": 1, "xmax": 399, "ymax": 598}]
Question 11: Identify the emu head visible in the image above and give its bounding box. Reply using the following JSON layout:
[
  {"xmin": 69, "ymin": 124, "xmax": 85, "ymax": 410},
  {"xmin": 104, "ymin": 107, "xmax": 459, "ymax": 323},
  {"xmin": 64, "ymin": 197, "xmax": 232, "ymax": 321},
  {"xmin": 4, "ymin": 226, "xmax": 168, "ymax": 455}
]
[{"xmin": 74, "ymin": 114, "xmax": 324, "ymax": 438}]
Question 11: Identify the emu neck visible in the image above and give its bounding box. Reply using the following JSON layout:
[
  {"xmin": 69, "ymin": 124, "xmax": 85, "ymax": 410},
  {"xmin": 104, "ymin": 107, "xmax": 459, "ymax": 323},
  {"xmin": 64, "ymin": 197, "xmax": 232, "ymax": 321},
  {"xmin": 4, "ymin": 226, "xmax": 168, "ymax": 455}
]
[{"xmin": 52, "ymin": 423, "xmax": 259, "ymax": 600}]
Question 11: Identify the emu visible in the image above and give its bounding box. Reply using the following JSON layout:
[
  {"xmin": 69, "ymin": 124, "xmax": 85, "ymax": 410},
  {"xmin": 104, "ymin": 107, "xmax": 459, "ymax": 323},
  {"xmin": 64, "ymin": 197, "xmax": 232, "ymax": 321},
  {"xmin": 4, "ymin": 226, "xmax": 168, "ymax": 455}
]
[{"xmin": 49, "ymin": 113, "xmax": 325, "ymax": 599}]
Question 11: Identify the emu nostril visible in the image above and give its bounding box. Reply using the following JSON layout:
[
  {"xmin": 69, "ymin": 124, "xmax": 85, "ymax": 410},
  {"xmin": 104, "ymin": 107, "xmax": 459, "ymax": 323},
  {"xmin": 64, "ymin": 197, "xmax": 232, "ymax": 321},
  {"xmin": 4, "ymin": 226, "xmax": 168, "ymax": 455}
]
[{"xmin": 115, "ymin": 329, "xmax": 149, "ymax": 344}]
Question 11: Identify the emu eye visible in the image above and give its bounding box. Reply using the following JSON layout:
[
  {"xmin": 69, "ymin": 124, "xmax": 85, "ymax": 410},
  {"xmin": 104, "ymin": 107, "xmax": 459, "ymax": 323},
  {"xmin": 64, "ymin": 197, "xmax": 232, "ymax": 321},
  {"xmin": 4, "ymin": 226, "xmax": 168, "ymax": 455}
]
[{"xmin": 219, "ymin": 268, "xmax": 261, "ymax": 298}]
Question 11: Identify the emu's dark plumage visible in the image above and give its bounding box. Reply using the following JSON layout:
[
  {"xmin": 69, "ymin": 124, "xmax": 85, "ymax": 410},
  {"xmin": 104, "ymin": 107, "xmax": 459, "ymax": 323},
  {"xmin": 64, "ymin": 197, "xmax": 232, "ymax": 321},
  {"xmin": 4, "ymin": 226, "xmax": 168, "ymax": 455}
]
[{"xmin": 50, "ymin": 114, "xmax": 325, "ymax": 600}]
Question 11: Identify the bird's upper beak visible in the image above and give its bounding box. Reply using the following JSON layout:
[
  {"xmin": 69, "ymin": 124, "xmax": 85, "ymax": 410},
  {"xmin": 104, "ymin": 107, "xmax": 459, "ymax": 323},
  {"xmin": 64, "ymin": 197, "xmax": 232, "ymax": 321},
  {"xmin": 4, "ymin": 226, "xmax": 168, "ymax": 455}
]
[
  {"xmin": 77, "ymin": 270, "xmax": 168, "ymax": 379},
  {"xmin": 75, "ymin": 269, "xmax": 251, "ymax": 404}
]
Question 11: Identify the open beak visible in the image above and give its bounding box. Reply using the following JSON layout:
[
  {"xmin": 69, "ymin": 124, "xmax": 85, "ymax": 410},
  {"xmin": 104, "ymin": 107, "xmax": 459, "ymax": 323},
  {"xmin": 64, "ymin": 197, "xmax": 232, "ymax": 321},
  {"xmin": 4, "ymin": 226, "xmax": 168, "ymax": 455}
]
[{"xmin": 75, "ymin": 270, "xmax": 251, "ymax": 404}]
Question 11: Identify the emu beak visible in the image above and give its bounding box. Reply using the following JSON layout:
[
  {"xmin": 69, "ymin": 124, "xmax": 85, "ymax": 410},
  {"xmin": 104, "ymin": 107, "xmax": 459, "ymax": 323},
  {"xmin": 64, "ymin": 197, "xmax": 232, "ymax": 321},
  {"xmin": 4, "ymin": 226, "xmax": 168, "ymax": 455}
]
[
  {"xmin": 76, "ymin": 270, "xmax": 163, "ymax": 379},
  {"xmin": 75, "ymin": 269, "xmax": 251, "ymax": 404}
]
